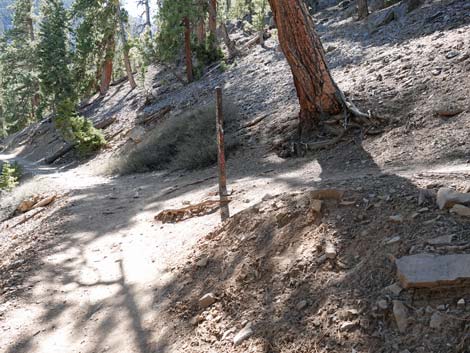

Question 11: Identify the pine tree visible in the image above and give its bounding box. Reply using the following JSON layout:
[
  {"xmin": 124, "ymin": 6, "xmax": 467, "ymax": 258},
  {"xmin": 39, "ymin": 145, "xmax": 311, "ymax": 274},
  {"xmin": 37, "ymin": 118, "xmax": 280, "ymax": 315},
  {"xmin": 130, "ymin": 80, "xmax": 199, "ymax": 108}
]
[
  {"xmin": 0, "ymin": 0, "xmax": 40, "ymax": 134},
  {"xmin": 37, "ymin": 0, "xmax": 74, "ymax": 112}
]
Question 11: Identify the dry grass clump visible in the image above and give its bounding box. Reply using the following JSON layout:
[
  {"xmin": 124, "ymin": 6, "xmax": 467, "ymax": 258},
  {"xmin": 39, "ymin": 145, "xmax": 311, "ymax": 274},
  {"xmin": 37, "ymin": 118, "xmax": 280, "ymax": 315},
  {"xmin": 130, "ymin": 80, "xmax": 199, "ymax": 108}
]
[{"xmin": 113, "ymin": 101, "xmax": 240, "ymax": 174}]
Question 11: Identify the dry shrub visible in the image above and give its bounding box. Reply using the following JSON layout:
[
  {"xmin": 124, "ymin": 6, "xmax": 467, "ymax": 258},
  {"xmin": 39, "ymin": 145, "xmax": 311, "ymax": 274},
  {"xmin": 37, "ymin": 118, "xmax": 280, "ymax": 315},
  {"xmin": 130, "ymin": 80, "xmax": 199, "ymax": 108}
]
[{"xmin": 114, "ymin": 101, "xmax": 240, "ymax": 174}]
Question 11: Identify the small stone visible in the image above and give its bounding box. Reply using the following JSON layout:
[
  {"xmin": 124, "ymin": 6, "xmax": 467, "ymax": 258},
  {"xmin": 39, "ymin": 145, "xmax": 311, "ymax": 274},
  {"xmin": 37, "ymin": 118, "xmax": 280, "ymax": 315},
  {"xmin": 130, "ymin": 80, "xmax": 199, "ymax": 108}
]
[
  {"xmin": 196, "ymin": 258, "xmax": 208, "ymax": 267},
  {"xmin": 326, "ymin": 45, "xmax": 337, "ymax": 53},
  {"xmin": 377, "ymin": 299, "xmax": 388, "ymax": 310},
  {"xmin": 262, "ymin": 193, "xmax": 273, "ymax": 201},
  {"xmin": 457, "ymin": 298, "xmax": 465, "ymax": 307},
  {"xmin": 384, "ymin": 283, "xmax": 403, "ymax": 296},
  {"xmin": 389, "ymin": 214, "xmax": 404, "ymax": 223},
  {"xmin": 431, "ymin": 68, "xmax": 442, "ymax": 76},
  {"xmin": 393, "ymin": 301, "xmax": 408, "ymax": 333},
  {"xmin": 199, "ymin": 293, "xmax": 216, "ymax": 308},
  {"xmin": 437, "ymin": 304, "xmax": 447, "ymax": 311},
  {"xmin": 385, "ymin": 236, "xmax": 401, "ymax": 245},
  {"xmin": 430, "ymin": 312, "xmax": 444, "ymax": 328},
  {"xmin": 325, "ymin": 242, "xmax": 337, "ymax": 259},
  {"xmin": 450, "ymin": 204, "xmax": 470, "ymax": 217},
  {"xmin": 445, "ymin": 50, "xmax": 460, "ymax": 59},
  {"xmin": 425, "ymin": 306, "xmax": 434, "ymax": 314},
  {"xmin": 339, "ymin": 321, "xmax": 356, "ymax": 331},
  {"xmin": 426, "ymin": 234, "xmax": 454, "ymax": 245},
  {"xmin": 191, "ymin": 315, "xmax": 204, "ymax": 325},
  {"xmin": 310, "ymin": 199, "xmax": 322, "ymax": 213},
  {"xmin": 296, "ymin": 300, "xmax": 308, "ymax": 310},
  {"xmin": 233, "ymin": 323, "xmax": 254, "ymax": 346}
]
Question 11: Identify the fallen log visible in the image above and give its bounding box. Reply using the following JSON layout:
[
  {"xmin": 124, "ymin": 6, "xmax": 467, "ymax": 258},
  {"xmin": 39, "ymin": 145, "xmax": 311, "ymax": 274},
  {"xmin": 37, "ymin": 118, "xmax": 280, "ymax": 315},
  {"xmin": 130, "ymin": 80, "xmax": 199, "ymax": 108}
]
[
  {"xmin": 44, "ymin": 143, "xmax": 75, "ymax": 164},
  {"xmin": 94, "ymin": 116, "xmax": 117, "ymax": 129},
  {"xmin": 155, "ymin": 198, "xmax": 232, "ymax": 223},
  {"xmin": 138, "ymin": 106, "xmax": 172, "ymax": 126}
]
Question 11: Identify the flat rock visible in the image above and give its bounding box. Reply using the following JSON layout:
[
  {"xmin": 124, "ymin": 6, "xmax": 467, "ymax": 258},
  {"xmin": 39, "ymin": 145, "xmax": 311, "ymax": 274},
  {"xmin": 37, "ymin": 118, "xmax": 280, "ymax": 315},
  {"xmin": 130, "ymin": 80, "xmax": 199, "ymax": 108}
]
[
  {"xmin": 450, "ymin": 204, "xmax": 470, "ymax": 217},
  {"xmin": 199, "ymin": 293, "xmax": 216, "ymax": 308},
  {"xmin": 426, "ymin": 234, "xmax": 454, "ymax": 245},
  {"xmin": 436, "ymin": 188, "xmax": 470, "ymax": 209},
  {"xmin": 396, "ymin": 254, "xmax": 470, "ymax": 288}
]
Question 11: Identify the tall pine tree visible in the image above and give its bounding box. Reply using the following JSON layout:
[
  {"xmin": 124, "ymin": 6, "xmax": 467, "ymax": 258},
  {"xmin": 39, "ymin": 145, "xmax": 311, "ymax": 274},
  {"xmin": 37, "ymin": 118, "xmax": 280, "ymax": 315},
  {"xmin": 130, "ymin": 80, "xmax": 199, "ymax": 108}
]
[
  {"xmin": 0, "ymin": 0, "xmax": 40, "ymax": 134},
  {"xmin": 37, "ymin": 0, "xmax": 74, "ymax": 112}
]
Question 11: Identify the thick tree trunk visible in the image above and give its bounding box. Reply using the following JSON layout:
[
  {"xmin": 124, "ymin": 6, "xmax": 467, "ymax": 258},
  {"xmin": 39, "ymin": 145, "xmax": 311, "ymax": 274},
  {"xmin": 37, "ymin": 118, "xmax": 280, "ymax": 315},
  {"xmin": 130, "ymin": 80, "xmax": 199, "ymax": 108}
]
[
  {"xmin": 100, "ymin": 35, "xmax": 115, "ymax": 95},
  {"xmin": 209, "ymin": 0, "xmax": 217, "ymax": 38},
  {"xmin": 183, "ymin": 17, "xmax": 194, "ymax": 83},
  {"xmin": 117, "ymin": 2, "xmax": 137, "ymax": 89},
  {"xmin": 357, "ymin": 0, "xmax": 369, "ymax": 19},
  {"xmin": 267, "ymin": 0, "xmax": 343, "ymax": 138}
]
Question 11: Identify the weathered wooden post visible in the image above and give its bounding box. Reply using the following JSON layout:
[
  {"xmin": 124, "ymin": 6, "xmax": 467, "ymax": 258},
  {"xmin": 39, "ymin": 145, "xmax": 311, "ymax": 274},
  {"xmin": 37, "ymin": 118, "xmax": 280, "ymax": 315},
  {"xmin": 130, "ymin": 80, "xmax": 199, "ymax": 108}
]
[{"xmin": 216, "ymin": 87, "xmax": 230, "ymax": 221}]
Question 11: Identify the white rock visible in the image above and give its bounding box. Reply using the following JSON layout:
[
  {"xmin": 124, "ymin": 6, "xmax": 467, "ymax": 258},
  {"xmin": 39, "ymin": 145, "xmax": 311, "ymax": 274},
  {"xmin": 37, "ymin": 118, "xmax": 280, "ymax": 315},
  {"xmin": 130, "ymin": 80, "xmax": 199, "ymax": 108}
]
[
  {"xmin": 233, "ymin": 323, "xmax": 254, "ymax": 346},
  {"xmin": 325, "ymin": 242, "xmax": 337, "ymax": 259},
  {"xmin": 389, "ymin": 214, "xmax": 404, "ymax": 223},
  {"xmin": 385, "ymin": 236, "xmax": 401, "ymax": 245},
  {"xmin": 437, "ymin": 188, "xmax": 470, "ymax": 209},
  {"xmin": 457, "ymin": 298, "xmax": 465, "ymax": 307}
]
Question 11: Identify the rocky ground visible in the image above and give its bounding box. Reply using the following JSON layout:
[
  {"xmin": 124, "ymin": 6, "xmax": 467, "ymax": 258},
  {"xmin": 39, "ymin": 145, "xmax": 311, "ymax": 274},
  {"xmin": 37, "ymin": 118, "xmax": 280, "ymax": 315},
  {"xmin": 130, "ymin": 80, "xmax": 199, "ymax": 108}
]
[{"xmin": 0, "ymin": 0, "xmax": 469, "ymax": 352}]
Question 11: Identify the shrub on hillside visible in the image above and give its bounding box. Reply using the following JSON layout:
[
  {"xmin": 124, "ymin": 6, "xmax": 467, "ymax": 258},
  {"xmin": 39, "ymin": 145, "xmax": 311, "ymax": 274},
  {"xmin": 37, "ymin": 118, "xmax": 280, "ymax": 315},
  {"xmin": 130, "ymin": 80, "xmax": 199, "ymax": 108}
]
[
  {"xmin": 55, "ymin": 100, "xmax": 106, "ymax": 156},
  {"xmin": 0, "ymin": 161, "xmax": 22, "ymax": 191},
  {"xmin": 115, "ymin": 102, "xmax": 240, "ymax": 174}
]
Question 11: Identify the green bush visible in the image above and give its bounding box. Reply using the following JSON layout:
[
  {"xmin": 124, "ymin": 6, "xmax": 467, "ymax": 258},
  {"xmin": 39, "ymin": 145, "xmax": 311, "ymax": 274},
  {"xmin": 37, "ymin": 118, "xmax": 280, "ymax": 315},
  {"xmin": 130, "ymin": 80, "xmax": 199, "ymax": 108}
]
[
  {"xmin": 55, "ymin": 100, "xmax": 106, "ymax": 156},
  {"xmin": 114, "ymin": 102, "xmax": 240, "ymax": 174},
  {"xmin": 0, "ymin": 161, "xmax": 22, "ymax": 190}
]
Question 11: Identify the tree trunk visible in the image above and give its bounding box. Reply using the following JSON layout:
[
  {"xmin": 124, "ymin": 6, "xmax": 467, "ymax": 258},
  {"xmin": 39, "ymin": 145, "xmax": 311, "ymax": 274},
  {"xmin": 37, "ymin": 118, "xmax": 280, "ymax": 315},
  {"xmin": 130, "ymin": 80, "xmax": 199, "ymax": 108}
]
[
  {"xmin": 183, "ymin": 17, "xmax": 194, "ymax": 83},
  {"xmin": 144, "ymin": 0, "xmax": 152, "ymax": 34},
  {"xmin": 357, "ymin": 0, "xmax": 369, "ymax": 19},
  {"xmin": 197, "ymin": 20, "xmax": 206, "ymax": 44},
  {"xmin": 220, "ymin": 21, "xmax": 238, "ymax": 58},
  {"xmin": 117, "ymin": 2, "xmax": 137, "ymax": 89},
  {"xmin": 209, "ymin": 0, "xmax": 217, "ymax": 38},
  {"xmin": 100, "ymin": 35, "xmax": 115, "ymax": 95},
  {"xmin": 267, "ymin": 0, "xmax": 343, "ymax": 138}
]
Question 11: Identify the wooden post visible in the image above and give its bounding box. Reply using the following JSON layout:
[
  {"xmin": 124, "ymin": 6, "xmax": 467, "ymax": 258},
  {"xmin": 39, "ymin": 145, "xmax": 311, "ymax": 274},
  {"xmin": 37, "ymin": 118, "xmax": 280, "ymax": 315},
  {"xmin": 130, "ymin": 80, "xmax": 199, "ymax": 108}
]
[{"xmin": 216, "ymin": 87, "xmax": 230, "ymax": 221}]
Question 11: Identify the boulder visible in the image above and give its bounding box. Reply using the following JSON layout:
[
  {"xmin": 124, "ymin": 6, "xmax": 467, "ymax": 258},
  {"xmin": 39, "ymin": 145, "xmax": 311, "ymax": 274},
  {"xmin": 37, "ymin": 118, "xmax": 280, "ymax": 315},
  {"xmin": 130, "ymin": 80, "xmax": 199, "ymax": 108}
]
[{"xmin": 436, "ymin": 188, "xmax": 470, "ymax": 209}]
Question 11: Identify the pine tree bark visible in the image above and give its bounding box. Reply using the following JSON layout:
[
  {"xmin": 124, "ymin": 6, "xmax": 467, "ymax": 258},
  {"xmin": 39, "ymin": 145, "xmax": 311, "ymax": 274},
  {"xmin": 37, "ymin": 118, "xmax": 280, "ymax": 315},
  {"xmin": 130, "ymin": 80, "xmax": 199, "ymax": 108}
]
[
  {"xmin": 100, "ymin": 35, "xmax": 115, "ymax": 95},
  {"xmin": 197, "ymin": 20, "xmax": 206, "ymax": 44},
  {"xmin": 183, "ymin": 17, "xmax": 194, "ymax": 83},
  {"xmin": 267, "ymin": 0, "xmax": 343, "ymax": 138},
  {"xmin": 357, "ymin": 0, "xmax": 369, "ymax": 19},
  {"xmin": 117, "ymin": 2, "xmax": 137, "ymax": 89},
  {"xmin": 209, "ymin": 0, "xmax": 217, "ymax": 39}
]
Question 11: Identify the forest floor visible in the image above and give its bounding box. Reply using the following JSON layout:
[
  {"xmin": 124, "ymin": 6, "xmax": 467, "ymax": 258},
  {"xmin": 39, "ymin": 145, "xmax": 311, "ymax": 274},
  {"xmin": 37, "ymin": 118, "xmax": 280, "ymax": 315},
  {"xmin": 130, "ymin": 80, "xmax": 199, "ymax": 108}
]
[{"xmin": 1, "ymin": 0, "xmax": 470, "ymax": 353}]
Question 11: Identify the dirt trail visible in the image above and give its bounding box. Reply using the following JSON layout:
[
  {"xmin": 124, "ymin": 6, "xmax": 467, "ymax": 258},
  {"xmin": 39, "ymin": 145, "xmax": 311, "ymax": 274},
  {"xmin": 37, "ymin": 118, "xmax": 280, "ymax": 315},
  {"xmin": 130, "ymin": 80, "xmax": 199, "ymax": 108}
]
[{"xmin": 1, "ymin": 141, "xmax": 469, "ymax": 353}]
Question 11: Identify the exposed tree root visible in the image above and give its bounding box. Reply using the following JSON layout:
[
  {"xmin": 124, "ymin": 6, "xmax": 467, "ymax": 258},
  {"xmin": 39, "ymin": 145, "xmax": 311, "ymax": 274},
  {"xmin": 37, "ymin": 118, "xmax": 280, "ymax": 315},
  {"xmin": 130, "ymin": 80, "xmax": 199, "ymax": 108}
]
[{"xmin": 279, "ymin": 95, "xmax": 389, "ymax": 158}]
